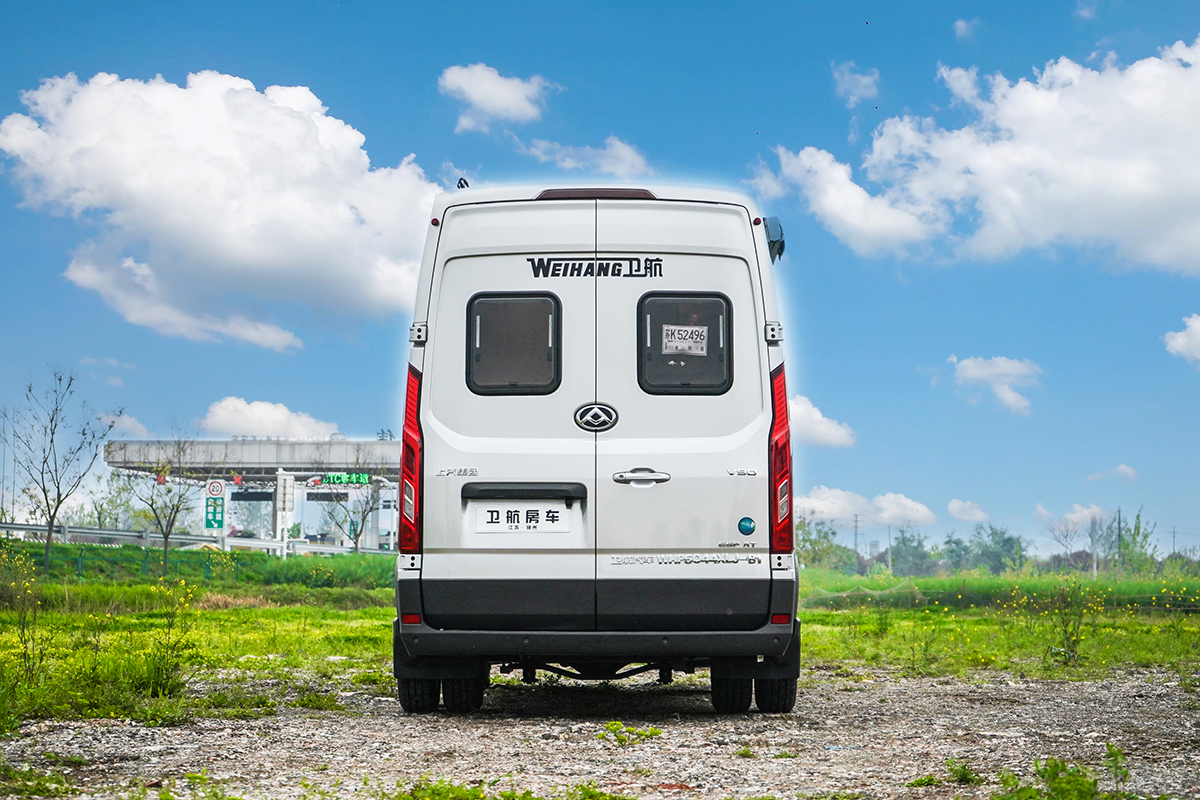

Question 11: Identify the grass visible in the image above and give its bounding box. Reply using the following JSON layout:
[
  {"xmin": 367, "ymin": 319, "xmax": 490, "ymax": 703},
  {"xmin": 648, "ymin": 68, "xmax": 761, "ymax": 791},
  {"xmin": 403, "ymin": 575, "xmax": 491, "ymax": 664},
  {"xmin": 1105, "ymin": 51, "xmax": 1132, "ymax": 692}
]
[{"xmin": 0, "ymin": 758, "xmax": 75, "ymax": 797}]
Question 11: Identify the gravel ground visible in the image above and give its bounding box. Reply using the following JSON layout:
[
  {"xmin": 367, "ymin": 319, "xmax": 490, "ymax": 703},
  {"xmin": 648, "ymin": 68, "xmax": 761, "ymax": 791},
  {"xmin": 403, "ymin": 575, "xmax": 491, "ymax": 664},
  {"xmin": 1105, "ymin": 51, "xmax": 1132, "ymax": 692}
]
[{"xmin": 4, "ymin": 666, "xmax": 1199, "ymax": 799}]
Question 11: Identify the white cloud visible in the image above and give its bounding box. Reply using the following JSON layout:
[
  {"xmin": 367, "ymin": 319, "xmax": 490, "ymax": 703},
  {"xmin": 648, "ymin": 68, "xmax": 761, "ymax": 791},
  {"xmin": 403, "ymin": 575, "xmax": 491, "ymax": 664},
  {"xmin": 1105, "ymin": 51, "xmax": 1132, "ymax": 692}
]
[
  {"xmin": 948, "ymin": 354, "xmax": 1042, "ymax": 414},
  {"xmin": 832, "ymin": 62, "xmax": 880, "ymax": 109},
  {"xmin": 948, "ymin": 498, "xmax": 989, "ymax": 522},
  {"xmin": 1035, "ymin": 502, "xmax": 1054, "ymax": 519},
  {"xmin": 0, "ymin": 71, "xmax": 439, "ymax": 350},
  {"xmin": 954, "ymin": 19, "xmax": 979, "ymax": 39},
  {"xmin": 200, "ymin": 397, "xmax": 338, "ymax": 439},
  {"xmin": 796, "ymin": 485, "xmax": 937, "ymax": 527},
  {"xmin": 438, "ymin": 63, "xmax": 555, "ymax": 133},
  {"xmin": 758, "ymin": 36, "xmax": 1200, "ymax": 273},
  {"xmin": 789, "ymin": 395, "xmax": 856, "ymax": 447},
  {"xmin": 1087, "ymin": 463, "xmax": 1138, "ymax": 481},
  {"xmin": 1064, "ymin": 503, "xmax": 1108, "ymax": 526},
  {"xmin": 104, "ymin": 413, "xmax": 149, "ymax": 439},
  {"xmin": 1075, "ymin": 2, "xmax": 1097, "ymax": 20},
  {"xmin": 518, "ymin": 135, "xmax": 652, "ymax": 179},
  {"xmin": 1165, "ymin": 314, "xmax": 1200, "ymax": 365}
]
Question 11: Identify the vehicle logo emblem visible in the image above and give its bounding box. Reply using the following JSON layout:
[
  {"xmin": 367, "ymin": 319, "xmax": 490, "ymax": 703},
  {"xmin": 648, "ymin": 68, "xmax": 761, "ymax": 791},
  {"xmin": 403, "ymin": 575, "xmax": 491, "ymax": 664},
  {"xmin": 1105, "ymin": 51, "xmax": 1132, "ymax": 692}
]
[{"xmin": 574, "ymin": 402, "xmax": 618, "ymax": 432}]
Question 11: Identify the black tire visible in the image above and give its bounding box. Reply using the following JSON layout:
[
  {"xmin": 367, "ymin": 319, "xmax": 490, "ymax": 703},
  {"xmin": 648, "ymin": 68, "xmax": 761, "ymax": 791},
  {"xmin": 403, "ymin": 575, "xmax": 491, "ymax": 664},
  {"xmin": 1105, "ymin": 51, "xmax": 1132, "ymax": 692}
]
[
  {"xmin": 441, "ymin": 676, "xmax": 486, "ymax": 713},
  {"xmin": 754, "ymin": 677, "xmax": 797, "ymax": 713},
  {"xmin": 397, "ymin": 677, "xmax": 440, "ymax": 713},
  {"xmin": 710, "ymin": 676, "xmax": 753, "ymax": 713}
]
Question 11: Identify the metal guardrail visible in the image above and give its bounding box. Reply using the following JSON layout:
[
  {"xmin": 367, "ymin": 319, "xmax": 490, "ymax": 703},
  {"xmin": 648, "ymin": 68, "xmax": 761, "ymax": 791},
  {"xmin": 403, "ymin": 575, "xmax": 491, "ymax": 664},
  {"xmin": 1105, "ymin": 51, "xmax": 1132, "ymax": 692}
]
[{"xmin": 0, "ymin": 521, "xmax": 391, "ymax": 557}]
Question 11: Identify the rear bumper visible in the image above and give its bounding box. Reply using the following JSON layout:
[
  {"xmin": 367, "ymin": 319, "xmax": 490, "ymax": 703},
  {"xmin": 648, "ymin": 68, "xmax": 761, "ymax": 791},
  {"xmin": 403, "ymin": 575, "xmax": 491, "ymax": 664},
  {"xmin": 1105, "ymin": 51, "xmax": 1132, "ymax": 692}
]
[{"xmin": 394, "ymin": 571, "xmax": 798, "ymax": 662}]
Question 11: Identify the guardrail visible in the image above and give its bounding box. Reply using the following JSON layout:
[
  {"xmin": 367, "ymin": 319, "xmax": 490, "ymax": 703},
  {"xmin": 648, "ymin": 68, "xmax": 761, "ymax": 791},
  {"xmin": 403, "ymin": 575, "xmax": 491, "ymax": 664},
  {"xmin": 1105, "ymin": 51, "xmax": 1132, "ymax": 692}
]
[{"xmin": 0, "ymin": 521, "xmax": 391, "ymax": 557}]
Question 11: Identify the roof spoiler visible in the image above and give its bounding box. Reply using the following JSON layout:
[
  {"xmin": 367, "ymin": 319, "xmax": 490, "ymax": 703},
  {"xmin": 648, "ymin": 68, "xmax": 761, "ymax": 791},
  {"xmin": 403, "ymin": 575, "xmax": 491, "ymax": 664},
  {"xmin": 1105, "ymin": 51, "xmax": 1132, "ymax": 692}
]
[{"xmin": 536, "ymin": 188, "xmax": 658, "ymax": 201}]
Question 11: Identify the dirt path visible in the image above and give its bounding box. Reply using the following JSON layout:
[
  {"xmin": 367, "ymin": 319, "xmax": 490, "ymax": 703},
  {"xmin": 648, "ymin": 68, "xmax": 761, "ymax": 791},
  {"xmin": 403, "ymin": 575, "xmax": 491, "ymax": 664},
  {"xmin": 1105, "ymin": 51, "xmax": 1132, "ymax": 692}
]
[{"xmin": 5, "ymin": 668, "xmax": 1199, "ymax": 799}]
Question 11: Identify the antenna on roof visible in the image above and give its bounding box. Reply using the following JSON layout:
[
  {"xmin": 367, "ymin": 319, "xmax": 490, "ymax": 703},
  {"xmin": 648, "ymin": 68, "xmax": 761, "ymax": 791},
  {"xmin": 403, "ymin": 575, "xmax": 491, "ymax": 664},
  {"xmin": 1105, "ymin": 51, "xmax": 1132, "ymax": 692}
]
[{"xmin": 457, "ymin": 177, "xmax": 469, "ymax": 189}]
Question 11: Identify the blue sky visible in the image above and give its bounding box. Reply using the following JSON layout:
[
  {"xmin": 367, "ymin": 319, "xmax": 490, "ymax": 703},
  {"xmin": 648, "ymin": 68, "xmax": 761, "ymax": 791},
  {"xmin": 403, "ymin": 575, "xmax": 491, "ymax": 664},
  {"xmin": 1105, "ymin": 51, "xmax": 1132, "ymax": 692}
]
[{"xmin": 2, "ymin": 0, "xmax": 1199, "ymax": 554}]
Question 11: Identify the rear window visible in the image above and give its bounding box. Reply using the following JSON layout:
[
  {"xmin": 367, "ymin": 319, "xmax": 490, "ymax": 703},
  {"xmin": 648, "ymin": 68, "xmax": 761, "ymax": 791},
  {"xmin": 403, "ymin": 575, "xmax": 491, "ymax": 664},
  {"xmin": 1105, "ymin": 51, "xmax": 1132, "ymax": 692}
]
[
  {"xmin": 638, "ymin": 293, "xmax": 732, "ymax": 394},
  {"xmin": 467, "ymin": 293, "xmax": 561, "ymax": 395}
]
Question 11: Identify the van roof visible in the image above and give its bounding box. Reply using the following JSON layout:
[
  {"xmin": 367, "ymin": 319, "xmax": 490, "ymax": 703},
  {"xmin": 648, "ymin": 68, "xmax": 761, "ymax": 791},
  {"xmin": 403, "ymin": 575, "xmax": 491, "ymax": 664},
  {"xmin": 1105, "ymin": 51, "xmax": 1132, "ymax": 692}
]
[{"xmin": 431, "ymin": 184, "xmax": 763, "ymax": 218}]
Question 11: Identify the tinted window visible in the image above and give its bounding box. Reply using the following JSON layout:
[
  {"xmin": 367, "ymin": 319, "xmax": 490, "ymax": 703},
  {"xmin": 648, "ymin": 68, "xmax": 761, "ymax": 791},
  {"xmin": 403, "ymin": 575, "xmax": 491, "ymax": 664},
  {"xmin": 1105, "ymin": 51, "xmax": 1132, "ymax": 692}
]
[
  {"xmin": 467, "ymin": 294, "xmax": 561, "ymax": 395},
  {"xmin": 638, "ymin": 293, "xmax": 732, "ymax": 394}
]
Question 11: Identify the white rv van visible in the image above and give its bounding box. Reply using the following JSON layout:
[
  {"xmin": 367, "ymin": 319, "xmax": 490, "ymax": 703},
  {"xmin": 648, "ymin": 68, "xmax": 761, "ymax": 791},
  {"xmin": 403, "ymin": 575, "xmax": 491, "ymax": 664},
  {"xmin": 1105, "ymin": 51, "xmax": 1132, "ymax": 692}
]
[{"xmin": 393, "ymin": 185, "xmax": 798, "ymax": 714}]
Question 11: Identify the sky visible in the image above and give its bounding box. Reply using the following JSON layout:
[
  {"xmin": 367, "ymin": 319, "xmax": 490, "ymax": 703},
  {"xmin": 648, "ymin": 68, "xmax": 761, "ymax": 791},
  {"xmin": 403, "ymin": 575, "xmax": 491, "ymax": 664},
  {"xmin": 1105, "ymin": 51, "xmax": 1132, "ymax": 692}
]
[{"xmin": 2, "ymin": 0, "xmax": 1199, "ymax": 555}]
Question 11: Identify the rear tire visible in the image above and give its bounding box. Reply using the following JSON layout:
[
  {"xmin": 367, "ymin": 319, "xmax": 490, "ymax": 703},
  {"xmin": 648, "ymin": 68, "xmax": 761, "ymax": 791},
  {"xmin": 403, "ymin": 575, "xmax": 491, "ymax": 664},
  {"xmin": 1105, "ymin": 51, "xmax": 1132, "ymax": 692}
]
[
  {"xmin": 397, "ymin": 678, "xmax": 440, "ymax": 713},
  {"xmin": 441, "ymin": 676, "xmax": 486, "ymax": 713},
  {"xmin": 754, "ymin": 677, "xmax": 797, "ymax": 713},
  {"xmin": 710, "ymin": 676, "xmax": 752, "ymax": 713}
]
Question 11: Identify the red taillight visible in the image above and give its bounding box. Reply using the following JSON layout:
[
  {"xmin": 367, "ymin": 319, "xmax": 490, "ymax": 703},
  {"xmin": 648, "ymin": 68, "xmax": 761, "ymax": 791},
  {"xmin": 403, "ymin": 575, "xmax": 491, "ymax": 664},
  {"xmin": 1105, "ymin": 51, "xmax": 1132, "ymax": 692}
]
[
  {"xmin": 401, "ymin": 613, "xmax": 421, "ymax": 625},
  {"xmin": 771, "ymin": 613, "xmax": 792, "ymax": 625},
  {"xmin": 399, "ymin": 365, "xmax": 423, "ymax": 554},
  {"xmin": 769, "ymin": 364, "xmax": 793, "ymax": 554}
]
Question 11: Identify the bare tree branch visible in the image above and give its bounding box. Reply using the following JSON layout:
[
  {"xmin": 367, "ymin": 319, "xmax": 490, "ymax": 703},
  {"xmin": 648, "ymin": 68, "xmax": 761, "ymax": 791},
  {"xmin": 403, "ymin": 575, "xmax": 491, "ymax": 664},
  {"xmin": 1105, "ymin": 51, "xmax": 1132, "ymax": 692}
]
[{"xmin": 1, "ymin": 369, "xmax": 121, "ymax": 571}]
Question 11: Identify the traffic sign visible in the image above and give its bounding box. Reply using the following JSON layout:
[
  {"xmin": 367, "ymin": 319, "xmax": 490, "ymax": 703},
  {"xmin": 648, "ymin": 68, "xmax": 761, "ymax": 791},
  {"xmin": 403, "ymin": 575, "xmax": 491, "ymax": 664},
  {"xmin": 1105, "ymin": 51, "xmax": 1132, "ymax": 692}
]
[
  {"xmin": 206, "ymin": 480, "xmax": 225, "ymax": 498},
  {"xmin": 205, "ymin": 497, "xmax": 225, "ymax": 530}
]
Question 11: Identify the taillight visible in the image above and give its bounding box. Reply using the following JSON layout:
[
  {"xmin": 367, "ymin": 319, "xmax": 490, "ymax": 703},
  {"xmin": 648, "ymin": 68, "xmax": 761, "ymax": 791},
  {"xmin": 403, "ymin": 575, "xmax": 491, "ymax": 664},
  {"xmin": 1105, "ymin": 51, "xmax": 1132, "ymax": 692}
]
[
  {"xmin": 768, "ymin": 364, "xmax": 793, "ymax": 554},
  {"xmin": 399, "ymin": 365, "xmax": 423, "ymax": 554}
]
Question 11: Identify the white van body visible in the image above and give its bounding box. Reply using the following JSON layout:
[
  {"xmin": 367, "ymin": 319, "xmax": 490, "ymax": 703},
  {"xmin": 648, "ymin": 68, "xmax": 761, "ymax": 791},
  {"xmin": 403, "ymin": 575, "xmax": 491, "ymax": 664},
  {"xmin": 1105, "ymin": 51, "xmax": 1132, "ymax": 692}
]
[{"xmin": 393, "ymin": 186, "xmax": 798, "ymax": 714}]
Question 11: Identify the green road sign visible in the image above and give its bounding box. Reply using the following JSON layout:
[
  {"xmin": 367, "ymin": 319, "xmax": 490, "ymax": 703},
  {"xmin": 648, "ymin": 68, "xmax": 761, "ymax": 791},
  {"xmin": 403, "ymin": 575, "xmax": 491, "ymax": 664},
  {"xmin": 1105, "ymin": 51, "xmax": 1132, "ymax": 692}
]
[{"xmin": 205, "ymin": 497, "xmax": 225, "ymax": 530}]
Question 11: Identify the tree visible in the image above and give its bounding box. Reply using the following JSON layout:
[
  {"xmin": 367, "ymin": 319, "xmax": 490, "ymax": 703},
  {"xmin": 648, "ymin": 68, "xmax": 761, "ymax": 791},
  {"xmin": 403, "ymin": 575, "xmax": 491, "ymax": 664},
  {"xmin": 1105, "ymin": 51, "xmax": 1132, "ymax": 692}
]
[
  {"xmin": 1047, "ymin": 519, "xmax": 1080, "ymax": 567},
  {"xmin": 126, "ymin": 432, "xmax": 205, "ymax": 574},
  {"xmin": 937, "ymin": 533, "xmax": 972, "ymax": 573},
  {"xmin": 1117, "ymin": 507, "xmax": 1158, "ymax": 576},
  {"xmin": 890, "ymin": 524, "xmax": 934, "ymax": 577},
  {"xmin": 313, "ymin": 442, "xmax": 395, "ymax": 552},
  {"xmin": 970, "ymin": 524, "xmax": 1026, "ymax": 575},
  {"xmin": 66, "ymin": 468, "xmax": 136, "ymax": 530},
  {"xmin": 794, "ymin": 514, "xmax": 855, "ymax": 572},
  {"xmin": 1, "ymin": 369, "xmax": 120, "ymax": 571}
]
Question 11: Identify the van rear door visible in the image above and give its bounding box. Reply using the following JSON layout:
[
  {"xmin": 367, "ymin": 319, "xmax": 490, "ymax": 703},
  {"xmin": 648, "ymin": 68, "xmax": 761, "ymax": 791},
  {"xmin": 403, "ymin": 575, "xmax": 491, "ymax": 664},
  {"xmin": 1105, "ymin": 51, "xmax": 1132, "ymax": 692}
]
[
  {"xmin": 594, "ymin": 200, "xmax": 772, "ymax": 631},
  {"xmin": 419, "ymin": 200, "xmax": 597, "ymax": 631}
]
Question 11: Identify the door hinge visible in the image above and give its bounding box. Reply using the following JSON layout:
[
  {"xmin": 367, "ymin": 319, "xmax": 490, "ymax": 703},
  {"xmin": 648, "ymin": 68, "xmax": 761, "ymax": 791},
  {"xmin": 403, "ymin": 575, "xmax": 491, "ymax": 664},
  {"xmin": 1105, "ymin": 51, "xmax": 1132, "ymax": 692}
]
[
  {"xmin": 764, "ymin": 322, "xmax": 784, "ymax": 343},
  {"xmin": 409, "ymin": 323, "xmax": 428, "ymax": 344}
]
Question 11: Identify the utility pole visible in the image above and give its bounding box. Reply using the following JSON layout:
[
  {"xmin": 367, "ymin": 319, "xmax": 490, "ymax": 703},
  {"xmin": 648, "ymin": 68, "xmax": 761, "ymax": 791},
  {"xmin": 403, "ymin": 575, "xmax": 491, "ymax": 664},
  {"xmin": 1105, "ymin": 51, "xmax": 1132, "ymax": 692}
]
[
  {"xmin": 1172, "ymin": 526, "xmax": 1176, "ymax": 555},
  {"xmin": 853, "ymin": 514, "xmax": 860, "ymax": 557}
]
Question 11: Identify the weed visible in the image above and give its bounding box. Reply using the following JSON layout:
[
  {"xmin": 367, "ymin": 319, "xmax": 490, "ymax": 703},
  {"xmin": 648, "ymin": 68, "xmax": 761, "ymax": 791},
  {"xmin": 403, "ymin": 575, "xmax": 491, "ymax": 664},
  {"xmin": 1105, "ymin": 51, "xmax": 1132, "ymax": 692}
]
[
  {"xmin": 187, "ymin": 687, "xmax": 276, "ymax": 720},
  {"xmin": 0, "ymin": 756, "xmax": 75, "ymax": 797},
  {"xmin": 40, "ymin": 753, "xmax": 89, "ymax": 768},
  {"xmin": 772, "ymin": 751, "xmax": 798, "ymax": 758},
  {"xmin": 595, "ymin": 720, "xmax": 661, "ymax": 747},
  {"xmin": 992, "ymin": 744, "xmax": 1169, "ymax": 800},
  {"xmin": 945, "ymin": 757, "xmax": 985, "ymax": 785},
  {"xmin": 905, "ymin": 775, "xmax": 942, "ymax": 787},
  {"xmin": 733, "ymin": 745, "xmax": 756, "ymax": 758},
  {"xmin": 289, "ymin": 689, "xmax": 344, "ymax": 711}
]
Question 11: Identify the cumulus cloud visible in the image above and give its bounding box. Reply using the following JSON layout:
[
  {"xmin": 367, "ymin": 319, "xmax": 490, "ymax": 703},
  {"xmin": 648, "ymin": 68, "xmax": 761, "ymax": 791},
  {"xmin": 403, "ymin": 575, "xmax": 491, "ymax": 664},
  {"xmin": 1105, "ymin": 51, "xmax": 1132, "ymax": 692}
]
[
  {"xmin": 438, "ymin": 63, "xmax": 556, "ymax": 133},
  {"xmin": 832, "ymin": 62, "xmax": 880, "ymax": 108},
  {"xmin": 948, "ymin": 354, "xmax": 1042, "ymax": 414},
  {"xmin": 789, "ymin": 395, "xmax": 856, "ymax": 447},
  {"xmin": 796, "ymin": 485, "xmax": 937, "ymax": 527},
  {"xmin": 517, "ymin": 135, "xmax": 652, "ymax": 179},
  {"xmin": 1064, "ymin": 503, "xmax": 1108, "ymax": 526},
  {"xmin": 1165, "ymin": 314, "xmax": 1200, "ymax": 365},
  {"xmin": 954, "ymin": 18, "xmax": 979, "ymax": 39},
  {"xmin": 200, "ymin": 397, "xmax": 339, "ymax": 439},
  {"xmin": 1087, "ymin": 463, "xmax": 1138, "ymax": 481},
  {"xmin": 0, "ymin": 71, "xmax": 439, "ymax": 350},
  {"xmin": 757, "ymin": 36, "xmax": 1200, "ymax": 273},
  {"xmin": 1035, "ymin": 502, "xmax": 1054, "ymax": 519},
  {"xmin": 948, "ymin": 498, "xmax": 989, "ymax": 522},
  {"xmin": 103, "ymin": 413, "xmax": 149, "ymax": 439}
]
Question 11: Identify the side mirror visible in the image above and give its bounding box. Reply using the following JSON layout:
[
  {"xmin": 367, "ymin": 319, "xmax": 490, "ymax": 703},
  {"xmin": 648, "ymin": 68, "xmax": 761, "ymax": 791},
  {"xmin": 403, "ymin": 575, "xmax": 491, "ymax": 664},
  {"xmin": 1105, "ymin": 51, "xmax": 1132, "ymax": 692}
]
[{"xmin": 765, "ymin": 217, "xmax": 785, "ymax": 263}]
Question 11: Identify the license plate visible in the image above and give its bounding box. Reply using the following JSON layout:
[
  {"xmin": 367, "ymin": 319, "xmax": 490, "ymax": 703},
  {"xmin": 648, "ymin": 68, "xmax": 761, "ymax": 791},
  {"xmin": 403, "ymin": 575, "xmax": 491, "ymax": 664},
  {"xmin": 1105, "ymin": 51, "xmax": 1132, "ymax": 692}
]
[{"xmin": 474, "ymin": 502, "xmax": 570, "ymax": 533}]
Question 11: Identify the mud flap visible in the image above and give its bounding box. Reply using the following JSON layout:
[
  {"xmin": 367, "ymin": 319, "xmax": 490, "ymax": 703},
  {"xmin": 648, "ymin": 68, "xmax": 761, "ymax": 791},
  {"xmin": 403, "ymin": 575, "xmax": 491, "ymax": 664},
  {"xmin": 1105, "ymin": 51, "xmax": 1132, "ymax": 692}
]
[
  {"xmin": 710, "ymin": 626, "xmax": 800, "ymax": 680},
  {"xmin": 393, "ymin": 618, "xmax": 489, "ymax": 680}
]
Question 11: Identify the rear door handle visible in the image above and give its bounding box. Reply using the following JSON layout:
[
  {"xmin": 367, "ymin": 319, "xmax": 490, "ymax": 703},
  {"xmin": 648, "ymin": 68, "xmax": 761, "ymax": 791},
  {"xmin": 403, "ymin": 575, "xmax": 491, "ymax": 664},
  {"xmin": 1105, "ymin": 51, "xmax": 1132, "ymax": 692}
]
[{"xmin": 612, "ymin": 468, "xmax": 671, "ymax": 485}]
